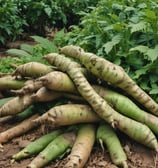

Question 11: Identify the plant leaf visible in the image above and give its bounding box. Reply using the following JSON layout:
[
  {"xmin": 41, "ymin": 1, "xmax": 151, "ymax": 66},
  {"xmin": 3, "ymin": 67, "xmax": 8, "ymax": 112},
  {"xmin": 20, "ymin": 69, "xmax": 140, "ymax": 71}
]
[
  {"xmin": 130, "ymin": 21, "xmax": 147, "ymax": 33},
  {"xmin": 20, "ymin": 44, "xmax": 34, "ymax": 54},
  {"xmin": 53, "ymin": 29, "xmax": 65, "ymax": 44},
  {"xmin": 149, "ymin": 88, "xmax": 158, "ymax": 94},
  {"xmin": 103, "ymin": 34, "xmax": 122, "ymax": 54},
  {"xmin": 6, "ymin": 49, "xmax": 32, "ymax": 57},
  {"xmin": 144, "ymin": 9, "xmax": 157, "ymax": 20},
  {"xmin": 146, "ymin": 45, "xmax": 158, "ymax": 62},
  {"xmin": 31, "ymin": 36, "xmax": 58, "ymax": 53},
  {"xmin": 134, "ymin": 68, "xmax": 148, "ymax": 79},
  {"xmin": 129, "ymin": 45, "xmax": 149, "ymax": 54}
]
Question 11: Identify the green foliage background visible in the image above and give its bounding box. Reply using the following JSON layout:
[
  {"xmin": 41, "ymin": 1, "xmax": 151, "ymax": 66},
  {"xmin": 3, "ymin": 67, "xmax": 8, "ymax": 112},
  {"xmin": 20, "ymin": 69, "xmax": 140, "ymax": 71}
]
[
  {"xmin": 64, "ymin": 0, "xmax": 158, "ymax": 102},
  {"xmin": 0, "ymin": 0, "xmax": 98, "ymax": 45},
  {"xmin": 0, "ymin": 0, "xmax": 27, "ymax": 44}
]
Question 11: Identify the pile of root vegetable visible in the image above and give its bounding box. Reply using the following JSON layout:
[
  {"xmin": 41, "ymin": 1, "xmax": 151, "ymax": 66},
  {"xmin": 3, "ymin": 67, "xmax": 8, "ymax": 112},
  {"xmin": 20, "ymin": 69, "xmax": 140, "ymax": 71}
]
[{"xmin": 0, "ymin": 45, "xmax": 158, "ymax": 168}]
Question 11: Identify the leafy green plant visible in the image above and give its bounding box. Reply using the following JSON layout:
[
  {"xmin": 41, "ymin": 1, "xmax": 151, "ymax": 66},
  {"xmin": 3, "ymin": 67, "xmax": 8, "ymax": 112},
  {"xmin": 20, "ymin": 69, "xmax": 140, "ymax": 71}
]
[
  {"xmin": 2, "ymin": 29, "xmax": 66, "ymax": 73},
  {"xmin": 15, "ymin": 0, "xmax": 98, "ymax": 35},
  {"xmin": 0, "ymin": 57, "xmax": 26, "ymax": 73},
  {"xmin": 0, "ymin": 0, "xmax": 98, "ymax": 45},
  {"xmin": 65, "ymin": 0, "xmax": 158, "ymax": 102},
  {"xmin": 0, "ymin": 0, "xmax": 27, "ymax": 45}
]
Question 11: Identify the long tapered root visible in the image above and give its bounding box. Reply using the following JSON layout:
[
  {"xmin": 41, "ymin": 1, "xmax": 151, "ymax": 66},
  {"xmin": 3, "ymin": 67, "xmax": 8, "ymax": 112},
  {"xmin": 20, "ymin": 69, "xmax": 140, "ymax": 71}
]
[
  {"xmin": 0, "ymin": 114, "xmax": 38, "ymax": 145},
  {"xmin": 33, "ymin": 104, "xmax": 101, "ymax": 127},
  {"xmin": 65, "ymin": 124, "xmax": 96, "ymax": 168},
  {"xmin": 12, "ymin": 62, "xmax": 53, "ymax": 78},
  {"xmin": 0, "ymin": 94, "xmax": 33, "ymax": 117},
  {"xmin": 59, "ymin": 45, "xmax": 158, "ymax": 115}
]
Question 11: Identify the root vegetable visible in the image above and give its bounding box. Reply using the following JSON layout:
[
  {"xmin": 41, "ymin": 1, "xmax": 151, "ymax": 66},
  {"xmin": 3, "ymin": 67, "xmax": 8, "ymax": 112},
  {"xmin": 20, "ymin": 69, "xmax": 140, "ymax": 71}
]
[
  {"xmin": 0, "ymin": 114, "xmax": 39, "ymax": 148},
  {"xmin": 97, "ymin": 123, "xmax": 128, "ymax": 168},
  {"xmin": 34, "ymin": 70, "xmax": 158, "ymax": 135},
  {"xmin": 0, "ymin": 94, "xmax": 33, "ymax": 117},
  {"xmin": 12, "ymin": 80, "xmax": 43, "ymax": 95},
  {"xmin": 44, "ymin": 53, "xmax": 158, "ymax": 151},
  {"xmin": 0, "ymin": 105, "xmax": 35, "ymax": 123},
  {"xmin": 0, "ymin": 116, "xmax": 13, "ymax": 123},
  {"xmin": 65, "ymin": 124, "xmax": 96, "ymax": 168},
  {"xmin": 0, "ymin": 73, "xmax": 12, "ymax": 77},
  {"xmin": 12, "ymin": 128, "xmax": 64, "ymax": 161},
  {"xmin": 32, "ymin": 87, "xmax": 61, "ymax": 102},
  {"xmin": 32, "ymin": 87, "xmax": 83, "ymax": 103},
  {"xmin": 62, "ymin": 93, "xmax": 84, "ymax": 102},
  {"xmin": 33, "ymin": 69, "xmax": 158, "ymax": 135},
  {"xmin": 12, "ymin": 62, "xmax": 53, "ymax": 78},
  {"xmin": 33, "ymin": 104, "xmax": 101, "ymax": 127},
  {"xmin": 0, "ymin": 96, "xmax": 14, "ymax": 107},
  {"xmin": 27, "ymin": 132, "xmax": 76, "ymax": 168},
  {"xmin": 93, "ymin": 85, "xmax": 158, "ymax": 135},
  {"xmin": 38, "ymin": 71, "xmax": 78, "ymax": 93},
  {"xmin": 59, "ymin": 45, "xmax": 158, "ymax": 115},
  {"xmin": 12, "ymin": 105, "xmax": 36, "ymax": 122},
  {"xmin": 0, "ymin": 76, "xmax": 25, "ymax": 90}
]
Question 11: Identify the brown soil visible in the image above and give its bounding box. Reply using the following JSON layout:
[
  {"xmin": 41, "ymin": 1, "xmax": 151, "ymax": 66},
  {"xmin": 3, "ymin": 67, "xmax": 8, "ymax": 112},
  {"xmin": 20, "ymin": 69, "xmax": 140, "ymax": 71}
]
[{"xmin": 0, "ymin": 120, "xmax": 157, "ymax": 168}]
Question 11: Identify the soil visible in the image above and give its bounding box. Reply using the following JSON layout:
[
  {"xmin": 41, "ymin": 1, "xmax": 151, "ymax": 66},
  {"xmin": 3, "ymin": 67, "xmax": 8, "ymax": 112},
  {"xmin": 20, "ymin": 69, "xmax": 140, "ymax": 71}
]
[
  {"xmin": 0, "ymin": 41, "xmax": 158, "ymax": 168},
  {"xmin": 0, "ymin": 118, "xmax": 157, "ymax": 168}
]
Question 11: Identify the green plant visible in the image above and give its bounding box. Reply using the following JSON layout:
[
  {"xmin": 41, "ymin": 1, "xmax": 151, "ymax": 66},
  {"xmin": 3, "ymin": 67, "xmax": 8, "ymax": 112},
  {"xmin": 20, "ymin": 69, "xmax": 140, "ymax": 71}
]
[
  {"xmin": 0, "ymin": 0, "xmax": 27, "ymax": 45},
  {"xmin": 65, "ymin": 0, "xmax": 158, "ymax": 102},
  {"xmin": 0, "ymin": 0, "xmax": 98, "ymax": 45},
  {"xmin": 3, "ymin": 29, "xmax": 66, "ymax": 73},
  {"xmin": 15, "ymin": 0, "xmax": 98, "ymax": 35},
  {"xmin": 12, "ymin": 129, "xmax": 63, "ymax": 161},
  {"xmin": 0, "ymin": 57, "xmax": 26, "ymax": 73}
]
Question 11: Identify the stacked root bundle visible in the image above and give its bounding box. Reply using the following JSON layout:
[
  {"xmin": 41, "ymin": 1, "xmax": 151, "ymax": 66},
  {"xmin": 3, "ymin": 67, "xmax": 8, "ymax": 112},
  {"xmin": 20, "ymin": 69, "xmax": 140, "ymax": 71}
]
[{"xmin": 0, "ymin": 45, "xmax": 158, "ymax": 168}]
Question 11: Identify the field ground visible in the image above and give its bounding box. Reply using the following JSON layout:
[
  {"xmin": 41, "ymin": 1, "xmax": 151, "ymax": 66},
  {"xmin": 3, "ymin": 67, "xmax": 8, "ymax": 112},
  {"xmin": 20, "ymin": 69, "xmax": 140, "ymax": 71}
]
[{"xmin": 0, "ymin": 120, "xmax": 157, "ymax": 168}]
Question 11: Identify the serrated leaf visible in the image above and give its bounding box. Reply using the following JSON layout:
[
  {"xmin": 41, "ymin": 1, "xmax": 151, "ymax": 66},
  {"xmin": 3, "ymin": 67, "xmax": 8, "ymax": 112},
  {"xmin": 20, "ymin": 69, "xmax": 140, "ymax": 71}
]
[
  {"xmin": 149, "ymin": 88, "xmax": 158, "ymax": 94},
  {"xmin": 6, "ymin": 49, "xmax": 32, "ymax": 57},
  {"xmin": 134, "ymin": 68, "xmax": 148, "ymax": 79},
  {"xmin": 20, "ymin": 44, "xmax": 34, "ymax": 54},
  {"xmin": 53, "ymin": 29, "xmax": 65, "ymax": 44},
  {"xmin": 103, "ymin": 35, "xmax": 122, "ymax": 54},
  {"xmin": 129, "ymin": 45, "xmax": 149, "ymax": 54},
  {"xmin": 130, "ymin": 21, "xmax": 147, "ymax": 33},
  {"xmin": 103, "ymin": 41, "xmax": 113, "ymax": 54},
  {"xmin": 112, "ymin": 34, "xmax": 122, "ymax": 44},
  {"xmin": 146, "ymin": 45, "xmax": 158, "ymax": 62},
  {"xmin": 31, "ymin": 36, "xmax": 58, "ymax": 52}
]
